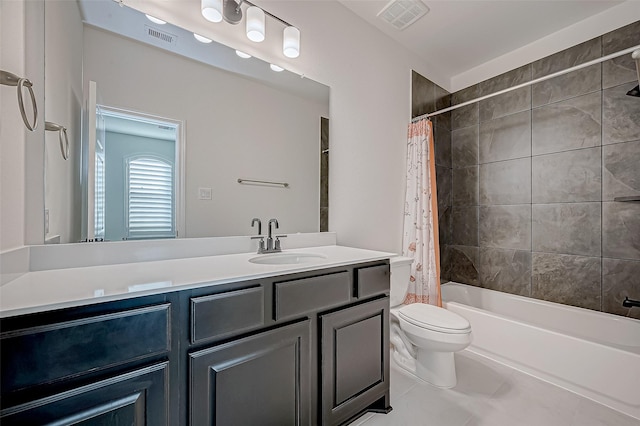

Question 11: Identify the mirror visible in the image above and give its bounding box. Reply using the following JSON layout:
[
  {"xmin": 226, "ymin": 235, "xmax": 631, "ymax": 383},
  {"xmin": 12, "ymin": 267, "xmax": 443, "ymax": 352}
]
[{"xmin": 44, "ymin": 0, "xmax": 329, "ymax": 244}]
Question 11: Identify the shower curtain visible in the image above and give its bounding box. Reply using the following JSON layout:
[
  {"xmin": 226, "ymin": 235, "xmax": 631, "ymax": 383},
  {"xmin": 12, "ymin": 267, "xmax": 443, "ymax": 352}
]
[{"xmin": 402, "ymin": 118, "xmax": 442, "ymax": 307}]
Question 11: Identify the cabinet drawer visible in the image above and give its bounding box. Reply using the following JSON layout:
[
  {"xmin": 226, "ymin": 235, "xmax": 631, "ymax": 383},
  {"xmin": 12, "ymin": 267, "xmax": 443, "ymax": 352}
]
[
  {"xmin": 191, "ymin": 287, "xmax": 264, "ymax": 344},
  {"xmin": 355, "ymin": 264, "xmax": 390, "ymax": 298},
  {"xmin": 1, "ymin": 304, "xmax": 171, "ymax": 394},
  {"xmin": 274, "ymin": 271, "xmax": 351, "ymax": 321},
  {"xmin": 1, "ymin": 362, "xmax": 169, "ymax": 425}
]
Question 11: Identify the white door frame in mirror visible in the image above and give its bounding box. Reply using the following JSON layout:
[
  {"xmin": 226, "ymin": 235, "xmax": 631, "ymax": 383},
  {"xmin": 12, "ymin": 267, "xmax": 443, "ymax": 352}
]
[{"xmin": 91, "ymin": 104, "xmax": 186, "ymax": 241}]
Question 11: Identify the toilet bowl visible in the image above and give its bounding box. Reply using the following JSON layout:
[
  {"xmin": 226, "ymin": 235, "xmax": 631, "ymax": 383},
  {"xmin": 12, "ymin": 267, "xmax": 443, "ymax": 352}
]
[{"xmin": 389, "ymin": 257, "xmax": 472, "ymax": 388}]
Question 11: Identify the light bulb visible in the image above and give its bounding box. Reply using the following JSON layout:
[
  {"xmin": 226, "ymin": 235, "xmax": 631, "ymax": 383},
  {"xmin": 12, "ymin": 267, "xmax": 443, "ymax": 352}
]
[
  {"xmin": 145, "ymin": 14, "xmax": 166, "ymax": 25},
  {"xmin": 270, "ymin": 64, "xmax": 284, "ymax": 72},
  {"xmin": 194, "ymin": 33, "xmax": 212, "ymax": 43},
  {"xmin": 201, "ymin": 0, "xmax": 223, "ymax": 23},
  {"xmin": 283, "ymin": 26, "xmax": 300, "ymax": 58},
  {"xmin": 246, "ymin": 6, "xmax": 265, "ymax": 42},
  {"xmin": 236, "ymin": 50, "xmax": 252, "ymax": 59}
]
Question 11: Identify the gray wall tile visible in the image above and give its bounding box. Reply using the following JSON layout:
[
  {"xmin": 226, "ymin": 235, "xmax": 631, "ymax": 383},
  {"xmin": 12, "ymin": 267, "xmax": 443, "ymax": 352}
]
[
  {"xmin": 452, "ymin": 206, "xmax": 479, "ymax": 246},
  {"xmin": 602, "ymin": 258, "xmax": 640, "ymax": 319},
  {"xmin": 452, "ymin": 103, "xmax": 479, "ymax": 130},
  {"xmin": 436, "ymin": 165, "xmax": 452, "ymax": 212},
  {"xmin": 479, "ymin": 110, "xmax": 531, "ymax": 163},
  {"xmin": 443, "ymin": 245, "xmax": 479, "ymax": 285},
  {"xmin": 532, "ymin": 38, "xmax": 601, "ymax": 79},
  {"xmin": 531, "ymin": 38, "xmax": 601, "ymax": 107},
  {"xmin": 479, "ymin": 205, "xmax": 531, "ymax": 250},
  {"xmin": 434, "ymin": 85, "xmax": 452, "ymax": 130},
  {"xmin": 532, "ymin": 147, "xmax": 602, "ymax": 203},
  {"xmin": 603, "ymin": 82, "xmax": 640, "ymax": 145},
  {"xmin": 531, "ymin": 91, "xmax": 601, "ymax": 156},
  {"xmin": 531, "ymin": 253, "xmax": 601, "ymax": 310},
  {"xmin": 532, "ymin": 65, "xmax": 601, "ymax": 108},
  {"xmin": 434, "ymin": 125, "xmax": 452, "ymax": 168},
  {"xmin": 603, "ymin": 140, "xmax": 640, "ymax": 201},
  {"xmin": 602, "ymin": 202, "xmax": 640, "ymax": 260},
  {"xmin": 452, "ymin": 125, "xmax": 479, "ymax": 168},
  {"xmin": 320, "ymin": 207, "xmax": 328, "ymax": 232},
  {"xmin": 452, "ymin": 84, "xmax": 479, "ymax": 105},
  {"xmin": 412, "ymin": 70, "xmax": 436, "ymax": 117},
  {"xmin": 479, "ymin": 248, "xmax": 531, "ymax": 296},
  {"xmin": 532, "ymin": 203, "xmax": 601, "ymax": 257},
  {"xmin": 480, "ymin": 87, "xmax": 531, "ymax": 123},
  {"xmin": 453, "ymin": 166, "xmax": 478, "ymax": 207},
  {"xmin": 602, "ymin": 21, "xmax": 640, "ymax": 89},
  {"xmin": 480, "ymin": 158, "xmax": 531, "ymax": 205},
  {"xmin": 439, "ymin": 205, "xmax": 452, "ymax": 248},
  {"xmin": 479, "ymin": 64, "xmax": 532, "ymax": 95}
]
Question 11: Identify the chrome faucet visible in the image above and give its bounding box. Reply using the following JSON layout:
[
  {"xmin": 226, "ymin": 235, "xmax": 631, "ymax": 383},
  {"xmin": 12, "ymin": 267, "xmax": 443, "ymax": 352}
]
[
  {"xmin": 251, "ymin": 218, "xmax": 286, "ymax": 254},
  {"xmin": 266, "ymin": 219, "xmax": 279, "ymax": 252},
  {"xmin": 258, "ymin": 219, "xmax": 287, "ymax": 253}
]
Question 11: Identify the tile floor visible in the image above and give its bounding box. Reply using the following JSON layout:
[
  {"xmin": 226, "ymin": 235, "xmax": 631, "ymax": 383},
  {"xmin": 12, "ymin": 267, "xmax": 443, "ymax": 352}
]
[{"xmin": 349, "ymin": 350, "xmax": 639, "ymax": 426}]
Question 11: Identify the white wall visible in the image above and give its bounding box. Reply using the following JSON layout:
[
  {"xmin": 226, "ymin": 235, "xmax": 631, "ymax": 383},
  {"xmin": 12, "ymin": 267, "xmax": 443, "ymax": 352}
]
[
  {"xmin": 83, "ymin": 26, "xmax": 328, "ymax": 238},
  {"xmin": 44, "ymin": 0, "xmax": 83, "ymax": 244},
  {"xmin": 0, "ymin": 0, "xmax": 26, "ymax": 251}
]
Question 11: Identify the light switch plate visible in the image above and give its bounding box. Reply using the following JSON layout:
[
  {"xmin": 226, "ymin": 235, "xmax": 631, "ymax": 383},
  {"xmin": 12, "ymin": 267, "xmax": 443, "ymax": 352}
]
[{"xmin": 198, "ymin": 187, "xmax": 212, "ymax": 200}]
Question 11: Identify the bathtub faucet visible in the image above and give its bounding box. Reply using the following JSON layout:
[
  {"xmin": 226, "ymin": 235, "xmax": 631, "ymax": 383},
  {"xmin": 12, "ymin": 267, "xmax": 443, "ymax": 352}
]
[{"xmin": 622, "ymin": 297, "xmax": 640, "ymax": 308}]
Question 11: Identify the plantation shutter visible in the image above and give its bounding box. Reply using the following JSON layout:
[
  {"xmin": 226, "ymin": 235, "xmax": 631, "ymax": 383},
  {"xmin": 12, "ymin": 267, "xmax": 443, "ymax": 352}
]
[{"xmin": 126, "ymin": 157, "xmax": 175, "ymax": 239}]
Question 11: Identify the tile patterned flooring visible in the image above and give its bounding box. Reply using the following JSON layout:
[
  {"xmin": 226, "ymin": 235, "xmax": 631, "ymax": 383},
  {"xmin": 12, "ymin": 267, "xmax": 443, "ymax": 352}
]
[{"xmin": 349, "ymin": 350, "xmax": 639, "ymax": 426}]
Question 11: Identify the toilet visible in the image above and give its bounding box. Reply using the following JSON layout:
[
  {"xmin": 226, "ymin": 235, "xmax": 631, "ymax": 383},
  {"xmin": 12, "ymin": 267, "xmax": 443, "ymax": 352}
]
[{"xmin": 389, "ymin": 256, "xmax": 472, "ymax": 388}]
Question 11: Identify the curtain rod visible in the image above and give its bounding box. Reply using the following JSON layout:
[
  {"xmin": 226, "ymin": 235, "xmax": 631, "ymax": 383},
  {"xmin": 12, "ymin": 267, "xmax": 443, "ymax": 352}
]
[{"xmin": 412, "ymin": 44, "xmax": 640, "ymax": 123}]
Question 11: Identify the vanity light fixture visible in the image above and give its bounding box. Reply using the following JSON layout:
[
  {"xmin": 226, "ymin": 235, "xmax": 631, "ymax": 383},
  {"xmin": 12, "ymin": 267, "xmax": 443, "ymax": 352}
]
[
  {"xmin": 200, "ymin": 0, "xmax": 301, "ymax": 58},
  {"xmin": 145, "ymin": 14, "xmax": 166, "ymax": 25},
  {"xmin": 193, "ymin": 33, "xmax": 213, "ymax": 43},
  {"xmin": 283, "ymin": 26, "xmax": 300, "ymax": 58},
  {"xmin": 270, "ymin": 64, "xmax": 284, "ymax": 72},
  {"xmin": 246, "ymin": 6, "xmax": 265, "ymax": 42},
  {"xmin": 236, "ymin": 50, "xmax": 252, "ymax": 59}
]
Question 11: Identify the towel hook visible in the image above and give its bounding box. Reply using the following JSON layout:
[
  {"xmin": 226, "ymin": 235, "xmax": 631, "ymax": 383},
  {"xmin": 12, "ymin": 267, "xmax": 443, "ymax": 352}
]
[
  {"xmin": 1, "ymin": 70, "xmax": 38, "ymax": 131},
  {"xmin": 45, "ymin": 121, "xmax": 70, "ymax": 160}
]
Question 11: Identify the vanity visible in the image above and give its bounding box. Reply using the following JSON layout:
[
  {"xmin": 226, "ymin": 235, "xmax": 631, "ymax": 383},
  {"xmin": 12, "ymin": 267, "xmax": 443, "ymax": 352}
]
[{"xmin": 0, "ymin": 244, "xmax": 392, "ymax": 425}]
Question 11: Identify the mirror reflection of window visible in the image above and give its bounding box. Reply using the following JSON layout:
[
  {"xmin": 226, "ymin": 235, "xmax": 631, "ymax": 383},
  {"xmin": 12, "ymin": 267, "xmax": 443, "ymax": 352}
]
[
  {"xmin": 126, "ymin": 156, "xmax": 175, "ymax": 240},
  {"xmin": 100, "ymin": 110, "xmax": 178, "ymax": 241}
]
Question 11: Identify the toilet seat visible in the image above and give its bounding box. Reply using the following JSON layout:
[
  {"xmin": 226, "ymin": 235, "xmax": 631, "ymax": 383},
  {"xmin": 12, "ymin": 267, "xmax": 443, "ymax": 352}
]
[{"xmin": 398, "ymin": 303, "xmax": 471, "ymax": 334}]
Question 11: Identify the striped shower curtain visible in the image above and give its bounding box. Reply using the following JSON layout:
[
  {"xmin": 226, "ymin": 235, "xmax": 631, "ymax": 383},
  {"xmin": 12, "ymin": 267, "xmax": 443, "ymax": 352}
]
[{"xmin": 402, "ymin": 118, "xmax": 442, "ymax": 307}]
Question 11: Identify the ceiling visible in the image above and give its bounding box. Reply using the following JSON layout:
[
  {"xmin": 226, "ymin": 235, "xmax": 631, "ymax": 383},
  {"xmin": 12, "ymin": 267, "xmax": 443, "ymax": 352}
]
[{"xmin": 339, "ymin": 0, "xmax": 624, "ymax": 85}]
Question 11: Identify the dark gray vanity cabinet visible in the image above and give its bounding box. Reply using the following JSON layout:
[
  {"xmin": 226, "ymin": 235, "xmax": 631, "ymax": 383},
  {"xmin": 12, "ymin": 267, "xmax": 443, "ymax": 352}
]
[
  {"xmin": 0, "ymin": 294, "xmax": 175, "ymax": 425},
  {"xmin": 0, "ymin": 259, "xmax": 391, "ymax": 426},
  {"xmin": 320, "ymin": 297, "xmax": 390, "ymax": 426},
  {"xmin": 189, "ymin": 320, "xmax": 311, "ymax": 425}
]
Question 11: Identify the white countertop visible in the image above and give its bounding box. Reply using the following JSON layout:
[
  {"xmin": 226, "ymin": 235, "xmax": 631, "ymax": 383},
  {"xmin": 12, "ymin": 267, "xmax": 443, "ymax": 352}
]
[{"xmin": 0, "ymin": 245, "xmax": 394, "ymax": 318}]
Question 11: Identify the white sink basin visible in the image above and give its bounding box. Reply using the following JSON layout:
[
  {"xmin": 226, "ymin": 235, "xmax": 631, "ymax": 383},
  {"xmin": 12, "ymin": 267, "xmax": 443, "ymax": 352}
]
[{"xmin": 249, "ymin": 252, "xmax": 327, "ymax": 265}]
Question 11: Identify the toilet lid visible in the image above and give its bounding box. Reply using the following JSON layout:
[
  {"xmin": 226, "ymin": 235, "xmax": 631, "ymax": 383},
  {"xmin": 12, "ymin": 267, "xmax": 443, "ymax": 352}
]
[{"xmin": 398, "ymin": 303, "xmax": 471, "ymax": 334}]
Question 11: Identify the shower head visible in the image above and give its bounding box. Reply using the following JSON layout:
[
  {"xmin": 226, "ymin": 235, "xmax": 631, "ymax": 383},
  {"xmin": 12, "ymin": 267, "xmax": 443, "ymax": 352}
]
[{"xmin": 628, "ymin": 49, "xmax": 640, "ymax": 98}]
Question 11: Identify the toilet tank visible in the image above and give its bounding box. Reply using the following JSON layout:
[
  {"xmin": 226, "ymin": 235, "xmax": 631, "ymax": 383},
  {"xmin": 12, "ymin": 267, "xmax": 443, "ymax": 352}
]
[{"xmin": 389, "ymin": 256, "xmax": 414, "ymax": 307}]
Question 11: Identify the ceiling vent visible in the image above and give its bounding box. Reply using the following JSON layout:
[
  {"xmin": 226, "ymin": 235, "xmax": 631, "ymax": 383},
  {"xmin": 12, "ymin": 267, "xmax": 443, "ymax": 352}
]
[
  {"xmin": 145, "ymin": 25, "xmax": 177, "ymax": 46},
  {"xmin": 377, "ymin": 0, "xmax": 430, "ymax": 31}
]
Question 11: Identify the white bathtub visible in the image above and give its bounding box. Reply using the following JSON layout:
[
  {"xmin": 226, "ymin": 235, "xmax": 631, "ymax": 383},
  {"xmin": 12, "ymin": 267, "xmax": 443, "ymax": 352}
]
[{"xmin": 442, "ymin": 282, "xmax": 640, "ymax": 420}]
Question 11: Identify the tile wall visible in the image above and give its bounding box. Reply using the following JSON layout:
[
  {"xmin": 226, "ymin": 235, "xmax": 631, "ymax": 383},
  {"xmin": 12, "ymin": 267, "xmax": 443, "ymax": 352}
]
[
  {"xmin": 412, "ymin": 20, "xmax": 640, "ymax": 318},
  {"xmin": 320, "ymin": 117, "xmax": 329, "ymax": 232}
]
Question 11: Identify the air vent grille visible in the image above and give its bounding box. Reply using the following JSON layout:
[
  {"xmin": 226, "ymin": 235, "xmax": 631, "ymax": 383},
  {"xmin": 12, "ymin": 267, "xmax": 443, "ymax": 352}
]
[
  {"xmin": 377, "ymin": 0, "xmax": 429, "ymax": 31},
  {"xmin": 145, "ymin": 25, "xmax": 178, "ymax": 46}
]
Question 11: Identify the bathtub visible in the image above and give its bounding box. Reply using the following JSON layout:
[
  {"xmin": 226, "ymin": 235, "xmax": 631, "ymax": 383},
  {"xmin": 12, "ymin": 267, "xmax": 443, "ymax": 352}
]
[{"xmin": 442, "ymin": 282, "xmax": 640, "ymax": 420}]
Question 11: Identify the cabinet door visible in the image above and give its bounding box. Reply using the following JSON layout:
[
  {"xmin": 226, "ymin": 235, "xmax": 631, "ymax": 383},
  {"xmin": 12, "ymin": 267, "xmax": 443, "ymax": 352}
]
[
  {"xmin": 0, "ymin": 362, "xmax": 168, "ymax": 425},
  {"xmin": 189, "ymin": 320, "xmax": 311, "ymax": 426},
  {"xmin": 320, "ymin": 297, "xmax": 390, "ymax": 426}
]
